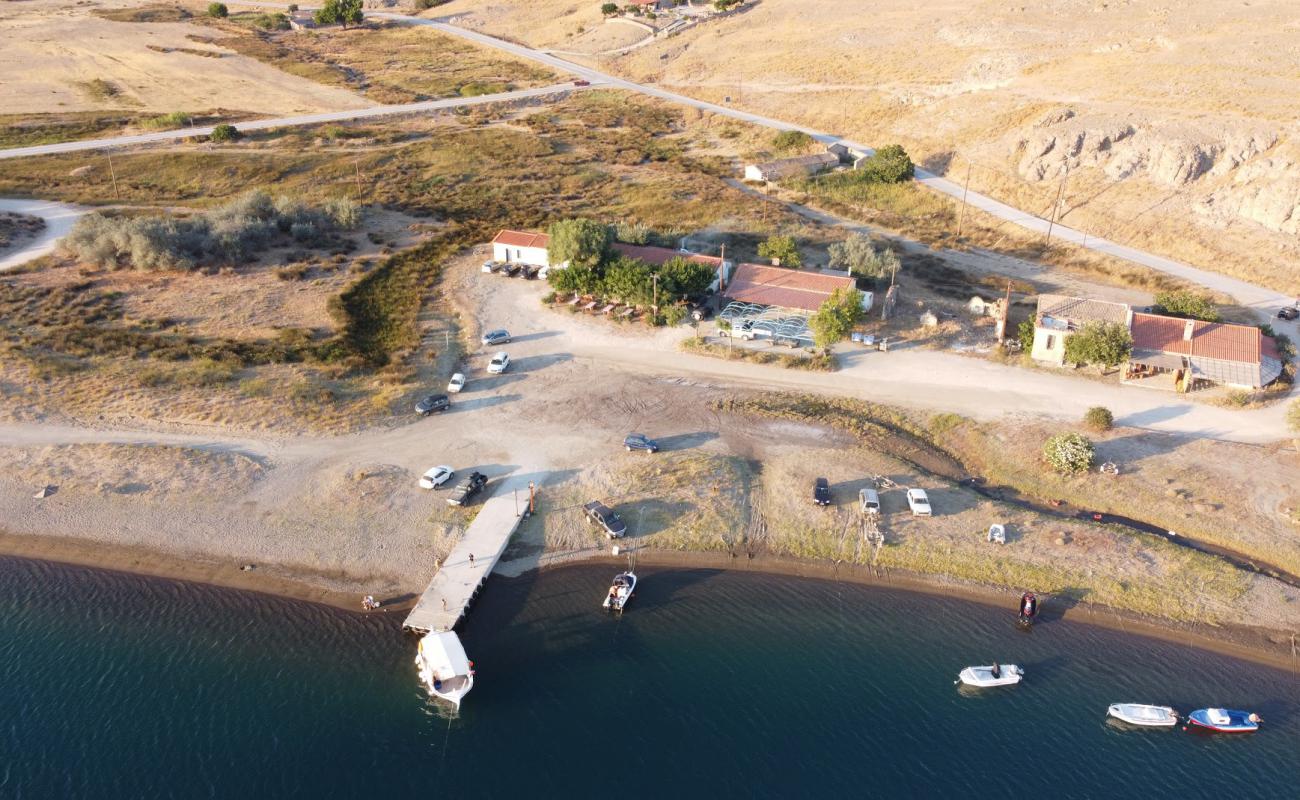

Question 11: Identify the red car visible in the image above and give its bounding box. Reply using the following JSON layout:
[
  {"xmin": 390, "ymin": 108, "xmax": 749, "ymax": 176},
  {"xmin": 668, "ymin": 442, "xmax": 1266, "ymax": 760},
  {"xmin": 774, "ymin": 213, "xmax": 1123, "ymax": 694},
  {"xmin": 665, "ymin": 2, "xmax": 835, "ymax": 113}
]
[{"xmin": 573, "ymin": 79, "xmax": 591, "ymax": 87}]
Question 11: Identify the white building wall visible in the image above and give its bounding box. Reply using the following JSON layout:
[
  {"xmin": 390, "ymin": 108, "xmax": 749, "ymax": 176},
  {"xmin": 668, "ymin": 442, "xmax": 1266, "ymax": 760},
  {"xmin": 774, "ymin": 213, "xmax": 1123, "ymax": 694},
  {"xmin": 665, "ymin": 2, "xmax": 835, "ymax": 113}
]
[{"xmin": 492, "ymin": 243, "xmax": 550, "ymax": 267}]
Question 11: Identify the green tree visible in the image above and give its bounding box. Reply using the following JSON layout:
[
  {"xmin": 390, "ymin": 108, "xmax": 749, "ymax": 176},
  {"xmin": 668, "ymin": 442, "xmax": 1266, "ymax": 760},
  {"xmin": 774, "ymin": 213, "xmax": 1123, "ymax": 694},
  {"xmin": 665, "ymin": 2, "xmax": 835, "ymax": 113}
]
[
  {"xmin": 772, "ymin": 129, "xmax": 813, "ymax": 153},
  {"xmin": 547, "ymin": 218, "xmax": 611, "ymax": 270},
  {"xmin": 600, "ymin": 256, "xmax": 654, "ymax": 305},
  {"xmin": 207, "ymin": 2, "xmax": 228, "ymax": 17},
  {"xmin": 1083, "ymin": 406, "xmax": 1114, "ymax": 432},
  {"xmin": 757, "ymin": 234, "xmax": 801, "ymax": 267},
  {"xmin": 827, "ymin": 233, "xmax": 900, "ymax": 282},
  {"xmin": 1063, "ymin": 321, "xmax": 1132, "ymax": 369},
  {"xmin": 809, "ymin": 286, "xmax": 865, "ymax": 348},
  {"xmin": 1043, "ymin": 432, "xmax": 1094, "ymax": 475},
  {"xmin": 1153, "ymin": 290, "xmax": 1220, "ymax": 322},
  {"xmin": 547, "ymin": 263, "xmax": 601, "ymax": 296},
  {"xmin": 857, "ymin": 144, "xmax": 914, "ymax": 183},
  {"xmin": 658, "ymin": 256, "xmax": 716, "ymax": 300},
  {"xmin": 1016, "ymin": 318, "xmax": 1036, "ymax": 351},
  {"xmin": 314, "ymin": 0, "xmax": 363, "ymax": 28},
  {"xmin": 600, "ymin": 2, "xmax": 619, "ymax": 15},
  {"xmin": 209, "ymin": 123, "xmax": 240, "ymax": 143}
]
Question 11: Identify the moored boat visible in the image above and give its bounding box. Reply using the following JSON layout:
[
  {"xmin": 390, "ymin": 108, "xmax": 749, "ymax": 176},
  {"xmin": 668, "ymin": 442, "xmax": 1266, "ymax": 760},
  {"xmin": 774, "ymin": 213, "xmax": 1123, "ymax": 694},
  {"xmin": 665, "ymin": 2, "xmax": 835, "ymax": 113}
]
[
  {"xmin": 1186, "ymin": 708, "xmax": 1260, "ymax": 734},
  {"xmin": 602, "ymin": 571, "xmax": 636, "ymax": 612},
  {"xmin": 957, "ymin": 663, "xmax": 1023, "ymax": 687},
  {"xmin": 415, "ymin": 631, "xmax": 475, "ymax": 710},
  {"xmin": 1107, "ymin": 703, "xmax": 1178, "ymax": 727}
]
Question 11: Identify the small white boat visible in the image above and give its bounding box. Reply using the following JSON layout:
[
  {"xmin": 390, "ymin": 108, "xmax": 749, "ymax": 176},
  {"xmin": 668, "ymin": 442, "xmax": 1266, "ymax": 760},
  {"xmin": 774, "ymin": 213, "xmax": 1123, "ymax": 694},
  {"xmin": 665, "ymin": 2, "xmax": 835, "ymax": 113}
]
[
  {"xmin": 415, "ymin": 631, "xmax": 475, "ymax": 710},
  {"xmin": 602, "ymin": 571, "xmax": 636, "ymax": 612},
  {"xmin": 988, "ymin": 524, "xmax": 1006, "ymax": 544},
  {"xmin": 1107, "ymin": 703, "xmax": 1178, "ymax": 727},
  {"xmin": 957, "ymin": 664, "xmax": 1023, "ymax": 687}
]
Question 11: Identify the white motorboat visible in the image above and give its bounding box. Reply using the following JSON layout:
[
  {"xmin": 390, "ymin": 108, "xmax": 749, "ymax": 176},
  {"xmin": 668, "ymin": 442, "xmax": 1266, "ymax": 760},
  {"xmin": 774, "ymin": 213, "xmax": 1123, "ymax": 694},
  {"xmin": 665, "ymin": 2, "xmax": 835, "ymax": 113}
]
[
  {"xmin": 957, "ymin": 664, "xmax": 1023, "ymax": 687},
  {"xmin": 415, "ymin": 631, "xmax": 475, "ymax": 710},
  {"xmin": 602, "ymin": 571, "xmax": 636, "ymax": 612},
  {"xmin": 1107, "ymin": 703, "xmax": 1178, "ymax": 727}
]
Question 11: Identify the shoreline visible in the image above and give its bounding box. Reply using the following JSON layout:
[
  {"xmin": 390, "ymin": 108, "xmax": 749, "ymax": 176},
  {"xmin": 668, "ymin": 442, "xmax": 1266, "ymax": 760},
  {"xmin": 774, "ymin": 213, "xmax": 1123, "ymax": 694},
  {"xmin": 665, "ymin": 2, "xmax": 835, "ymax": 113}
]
[{"xmin": 2, "ymin": 531, "xmax": 1297, "ymax": 674}]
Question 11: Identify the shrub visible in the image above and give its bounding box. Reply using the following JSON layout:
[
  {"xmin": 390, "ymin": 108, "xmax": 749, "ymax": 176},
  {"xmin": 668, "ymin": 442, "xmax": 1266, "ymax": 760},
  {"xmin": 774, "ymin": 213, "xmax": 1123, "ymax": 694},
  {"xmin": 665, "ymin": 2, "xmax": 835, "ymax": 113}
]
[
  {"xmin": 287, "ymin": 3, "xmax": 298, "ymax": 11},
  {"xmin": 1152, "ymin": 290, "xmax": 1220, "ymax": 322},
  {"xmin": 314, "ymin": 0, "xmax": 363, "ymax": 28},
  {"xmin": 1043, "ymin": 432, "xmax": 1095, "ymax": 475},
  {"xmin": 209, "ymin": 123, "xmax": 240, "ymax": 143},
  {"xmin": 1017, "ymin": 318, "xmax": 1035, "ymax": 352},
  {"xmin": 827, "ymin": 233, "xmax": 900, "ymax": 282},
  {"xmin": 207, "ymin": 2, "xmax": 228, "ymax": 18},
  {"xmin": 809, "ymin": 286, "xmax": 864, "ymax": 348},
  {"xmin": 1083, "ymin": 406, "xmax": 1114, "ymax": 432},
  {"xmin": 757, "ymin": 234, "xmax": 800, "ymax": 267},
  {"xmin": 661, "ymin": 304, "xmax": 688, "ymax": 326},
  {"xmin": 772, "ymin": 129, "xmax": 813, "ymax": 153},
  {"xmin": 613, "ymin": 221, "xmax": 651, "ymax": 245},
  {"xmin": 601, "ymin": 2, "xmax": 620, "ymax": 14},
  {"xmin": 254, "ymin": 12, "xmax": 290, "ymax": 30},
  {"xmin": 857, "ymin": 144, "xmax": 914, "ymax": 183}
]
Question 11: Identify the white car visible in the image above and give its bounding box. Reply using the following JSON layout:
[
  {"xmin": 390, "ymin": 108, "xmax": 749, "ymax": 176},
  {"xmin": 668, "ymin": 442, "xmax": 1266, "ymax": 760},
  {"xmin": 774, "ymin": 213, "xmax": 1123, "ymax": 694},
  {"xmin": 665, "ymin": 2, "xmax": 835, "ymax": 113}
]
[
  {"xmin": 487, "ymin": 351, "xmax": 510, "ymax": 374},
  {"xmin": 481, "ymin": 261, "xmax": 499, "ymax": 273},
  {"xmin": 447, "ymin": 373, "xmax": 466, "ymax": 393},
  {"xmin": 419, "ymin": 465, "xmax": 455, "ymax": 490},
  {"xmin": 906, "ymin": 488, "xmax": 932, "ymax": 516}
]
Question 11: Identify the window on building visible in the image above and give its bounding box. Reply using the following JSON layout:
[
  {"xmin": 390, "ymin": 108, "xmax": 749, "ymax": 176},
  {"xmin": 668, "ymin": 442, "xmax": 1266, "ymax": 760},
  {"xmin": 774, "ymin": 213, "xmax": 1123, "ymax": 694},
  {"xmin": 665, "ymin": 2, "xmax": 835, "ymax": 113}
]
[{"xmin": 1045, "ymin": 335, "xmax": 1056, "ymax": 350}]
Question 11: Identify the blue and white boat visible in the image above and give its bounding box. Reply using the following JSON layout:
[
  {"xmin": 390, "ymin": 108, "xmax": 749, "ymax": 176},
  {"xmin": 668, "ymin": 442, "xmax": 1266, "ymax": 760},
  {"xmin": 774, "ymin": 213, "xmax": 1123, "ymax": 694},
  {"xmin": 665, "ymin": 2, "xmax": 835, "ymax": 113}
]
[{"xmin": 1186, "ymin": 708, "xmax": 1260, "ymax": 734}]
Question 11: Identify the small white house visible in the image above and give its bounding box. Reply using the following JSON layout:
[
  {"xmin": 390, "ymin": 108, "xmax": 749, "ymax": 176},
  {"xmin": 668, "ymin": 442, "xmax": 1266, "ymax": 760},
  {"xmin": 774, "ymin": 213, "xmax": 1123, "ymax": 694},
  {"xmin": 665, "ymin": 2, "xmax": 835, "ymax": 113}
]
[{"xmin": 491, "ymin": 230, "xmax": 552, "ymax": 267}]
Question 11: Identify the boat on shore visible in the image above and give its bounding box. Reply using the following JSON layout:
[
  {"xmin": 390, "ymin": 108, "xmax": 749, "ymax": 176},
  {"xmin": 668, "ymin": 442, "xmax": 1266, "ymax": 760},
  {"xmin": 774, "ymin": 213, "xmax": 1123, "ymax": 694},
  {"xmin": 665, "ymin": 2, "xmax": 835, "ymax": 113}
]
[
  {"xmin": 602, "ymin": 571, "xmax": 636, "ymax": 612},
  {"xmin": 957, "ymin": 664, "xmax": 1023, "ymax": 687},
  {"xmin": 415, "ymin": 631, "xmax": 475, "ymax": 710},
  {"xmin": 1107, "ymin": 703, "xmax": 1178, "ymax": 727},
  {"xmin": 1186, "ymin": 708, "xmax": 1260, "ymax": 734}
]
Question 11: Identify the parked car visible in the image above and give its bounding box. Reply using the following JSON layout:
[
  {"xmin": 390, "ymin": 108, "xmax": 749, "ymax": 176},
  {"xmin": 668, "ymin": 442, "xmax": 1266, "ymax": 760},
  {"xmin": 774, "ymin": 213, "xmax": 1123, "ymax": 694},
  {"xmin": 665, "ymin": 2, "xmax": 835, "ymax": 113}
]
[
  {"xmin": 1278, "ymin": 306, "xmax": 1299, "ymax": 321},
  {"xmin": 501, "ymin": 263, "xmax": 521, "ymax": 277},
  {"xmin": 623, "ymin": 433, "xmax": 659, "ymax": 453},
  {"xmin": 481, "ymin": 329, "xmax": 511, "ymax": 346},
  {"xmin": 419, "ymin": 465, "xmax": 455, "ymax": 490},
  {"xmin": 573, "ymin": 79, "xmax": 591, "ymax": 87},
  {"xmin": 813, "ymin": 477, "xmax": 831, "ymax": 506},
  {"xmin": 447, "ymin": 373, "xmax": 466, "ymax": 393},
  {"xmin": 722, "ymin": 320, "xmax": 766, "ymax": 341},
  {"xmin": 414, "ymin": 393, "xmax": 450, "ymax": 416},
  {"xmin": 583, "ymin": 500, "xmax": 627, "ymax": 538},
  {"xmin": 906, "ymin": 488, "xmax": 932, "ymax": 516},
  {"xmin": 522, "ymin": 265, "xmax": 541, "ymax": 280},
  {"xmin": 859, "ymin": 487, "xmax": 881, "ymax": 516},
  {"xmin": 487, "ymin": 351, "xmax": 510, "ymax": 374},
  {"xmin": 447, "ymin": 471, "xmax": 488, "ymax": 506},
  {"xmin": 481, "ymin": 261, "xmax": 499, "ymax": 274}
]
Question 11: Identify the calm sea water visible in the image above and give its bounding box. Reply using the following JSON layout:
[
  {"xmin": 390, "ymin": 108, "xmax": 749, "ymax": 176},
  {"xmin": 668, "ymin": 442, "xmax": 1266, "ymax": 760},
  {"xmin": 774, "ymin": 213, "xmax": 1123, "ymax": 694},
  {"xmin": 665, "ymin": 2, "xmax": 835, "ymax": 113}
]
[{"xmin": 1, "ymin": 557, "xmax": 1297, "ymax": 799}]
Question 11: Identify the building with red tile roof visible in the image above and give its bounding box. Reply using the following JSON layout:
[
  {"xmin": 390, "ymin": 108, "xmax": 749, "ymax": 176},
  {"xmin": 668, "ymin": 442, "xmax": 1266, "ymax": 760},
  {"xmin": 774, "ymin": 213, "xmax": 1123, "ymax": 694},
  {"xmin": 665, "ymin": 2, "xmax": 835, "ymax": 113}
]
[
  {"xmin": 722, "ymin": 263, "xmax": 859, "ymax": 313},
  {"xmin": 1128, "ymin": 312, "xmax": 1283, "ymax": 389}
]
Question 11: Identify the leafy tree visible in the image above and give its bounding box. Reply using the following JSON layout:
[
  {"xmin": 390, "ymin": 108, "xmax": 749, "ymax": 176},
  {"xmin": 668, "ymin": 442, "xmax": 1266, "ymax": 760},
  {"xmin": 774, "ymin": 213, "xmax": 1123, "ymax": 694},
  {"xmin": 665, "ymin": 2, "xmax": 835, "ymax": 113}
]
[
  {"xmin": 314, "ymin": 0, "xmax": 363, "ymax": 28},
  {"xmin": 207, "ymin": 2, "xmax": 228, "ymax": 17},
  {"xmin": 1063, "ymin": 321, "xmax": 1132, "ymax": 369},
  {"xmin": 658, "ymin": 256, "xmax": 716, "ymax": 299},
  {"xmin": 287, "ymin": 3, "xmax": 298, "ymax": 11},
  {"xmin": 1083, "ymin": 406, "xmax": 1114, "ymax": 432},
  {"xmin": 547, "ymin": 218, "xmax": 611, "ymax": 270},
  {"xmin": 209, "ymin": 123, "xmax": 240, "ymax": 143},
  {"xmin": 772, "ymin": 129, "xmax": 813, "ymax": 153},
  {"xmin": 809, "ymin": 286, "xmax": 865, "ymax": 348},
  {"xmin": 661, "ymin": 304, "xmax": 688, "ymax": 326},
  {"xmin": 600, "ymin": 256, "xmax": 654, "ymax": 305},
  {"xmin": 600, "ymin": 2, "xmax": 620, "ymax": 15},
  {"xmin": 547, "ymin": 262, "xmax": 601, "ymax": 296},
  {"xmin": 1152, "ymin": 290, "xmax": 1220, "ymax": 322},
  {"xmin": 827, "ymin": 233, "xmax": 900, "ymax": 282},
  {"xmin": 1043, "ymin": 432, "xmax": 1094, "ymax": 475},
  {"xmin": 857, "ymin": 144, "xmax": 914, "ymax": 184},
  {"xmin": 1016, "ymin": 318, "xmax": 1036, "ymax": 351},
  {"xmin": 757, "ymin": 234, "xmax": 801, "ymax": 267}
]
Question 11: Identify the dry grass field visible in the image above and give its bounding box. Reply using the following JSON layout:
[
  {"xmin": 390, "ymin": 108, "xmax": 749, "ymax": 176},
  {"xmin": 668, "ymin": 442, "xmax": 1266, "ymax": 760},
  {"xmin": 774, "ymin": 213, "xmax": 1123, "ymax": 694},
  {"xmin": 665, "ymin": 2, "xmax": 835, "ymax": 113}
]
[{"xmin": 434, "ymin": 0, "xmax": 1300, "ymax": 291}]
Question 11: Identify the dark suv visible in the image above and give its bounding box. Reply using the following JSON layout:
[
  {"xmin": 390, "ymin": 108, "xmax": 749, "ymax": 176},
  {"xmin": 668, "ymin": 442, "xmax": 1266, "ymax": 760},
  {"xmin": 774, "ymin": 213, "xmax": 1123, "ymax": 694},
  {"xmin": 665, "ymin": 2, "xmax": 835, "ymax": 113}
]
[
  {"xmin": 447, "ymin": 472, "xmax": 488, "ymax": 506},
  {"xmin": 415, "ymin": 393, "xmax": 450, "ymax": 416},
  {"xmin": 623, "ymin": 433, "xmax": 659, "ymax": 453},
  {"xmin": 1278, "ymin": 306, "xmax": 1298, "ymax": 321},
  {"xmin": 813, "ymin": 477, "xmax": 832, "ymax": 506},
  {"xmin": 583, "ymin": 501, "xmax": 627, "ymax": 538}
]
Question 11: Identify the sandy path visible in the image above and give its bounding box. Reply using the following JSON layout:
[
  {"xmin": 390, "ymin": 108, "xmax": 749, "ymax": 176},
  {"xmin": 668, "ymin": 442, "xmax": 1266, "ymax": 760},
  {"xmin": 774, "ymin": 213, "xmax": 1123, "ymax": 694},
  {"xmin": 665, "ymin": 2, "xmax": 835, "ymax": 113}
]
[{"xmin": 0, "ymin": 198, "xmax": 87, "ymax": 271}]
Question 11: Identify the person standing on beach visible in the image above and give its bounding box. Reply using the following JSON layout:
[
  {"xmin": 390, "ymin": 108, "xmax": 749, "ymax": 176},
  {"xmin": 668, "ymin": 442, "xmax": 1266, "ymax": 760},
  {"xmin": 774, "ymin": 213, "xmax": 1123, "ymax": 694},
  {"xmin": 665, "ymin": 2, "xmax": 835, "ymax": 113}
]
[{"xmin": 469, "ymin": 553, "xmax": 475, "ymax": 566}]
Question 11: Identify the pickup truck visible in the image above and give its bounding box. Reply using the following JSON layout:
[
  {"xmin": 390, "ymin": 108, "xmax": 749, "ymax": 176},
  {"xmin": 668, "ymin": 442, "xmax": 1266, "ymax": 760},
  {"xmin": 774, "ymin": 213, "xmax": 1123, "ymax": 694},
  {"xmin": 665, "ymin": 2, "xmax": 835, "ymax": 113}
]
[
  {"xmin": 447, "ymin": 472, "xmax": 488, "ymax": 506},
  {"xmin": 720, "ymin": 320, "xmax": 768, "ymax": 341},
  {"xmin": 583, "ymin": 500, "xmax": 627, "ymax": 538}
]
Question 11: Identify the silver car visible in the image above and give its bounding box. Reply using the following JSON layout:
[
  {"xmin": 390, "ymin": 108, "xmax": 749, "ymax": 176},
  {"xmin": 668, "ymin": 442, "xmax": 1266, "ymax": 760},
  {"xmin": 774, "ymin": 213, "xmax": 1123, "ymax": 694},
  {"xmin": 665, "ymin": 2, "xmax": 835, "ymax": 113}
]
[{"xmin": 481, "ymin": 329, "xmax": 511, "ymax": 346}]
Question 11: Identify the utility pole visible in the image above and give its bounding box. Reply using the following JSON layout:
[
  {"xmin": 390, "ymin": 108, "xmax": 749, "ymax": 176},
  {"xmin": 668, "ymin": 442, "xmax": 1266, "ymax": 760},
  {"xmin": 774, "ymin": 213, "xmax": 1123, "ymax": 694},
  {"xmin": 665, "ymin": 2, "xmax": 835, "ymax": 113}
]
[
  {"xmin": 353, "ymin": 159, "xmax": 363, "ymax": 197},
  {"xmin": 1044, "ymin": 163, "xmax": 1069, "ymax": 248},
  {"xmin": 107, "ymin": 155, "xmax": 121, "ymax": 199},
  {"xmin": 956, "ymin": 160, "xmax": 972, "ymax": 239},
  {"xmin": 652, "ymin": 272, "xmax": 659, "ymax": 317}
]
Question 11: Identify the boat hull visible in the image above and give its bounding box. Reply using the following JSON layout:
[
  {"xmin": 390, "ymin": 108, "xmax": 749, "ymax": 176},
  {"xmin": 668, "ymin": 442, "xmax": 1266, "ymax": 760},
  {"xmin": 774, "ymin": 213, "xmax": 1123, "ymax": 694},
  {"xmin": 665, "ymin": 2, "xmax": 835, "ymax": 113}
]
[
  {"xmin": 1186, "ymin": 708, "xmax": 1259, "ymax": 734},
  {"xmin": 1107, "ymin": 704, "xmax": 1178, "ymax": 727},
  {"xmin": 957, "ymin": 665, "xmax": 1023, "ymax": 687},
  {"xmin": 602, "ymin": 572, "xmax": 636, "ymax": 611}
]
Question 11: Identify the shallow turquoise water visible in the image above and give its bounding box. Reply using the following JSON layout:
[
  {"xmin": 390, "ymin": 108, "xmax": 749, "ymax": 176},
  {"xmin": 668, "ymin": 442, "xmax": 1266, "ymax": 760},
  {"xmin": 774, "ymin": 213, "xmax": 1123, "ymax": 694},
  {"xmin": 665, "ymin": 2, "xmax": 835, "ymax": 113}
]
[{"xmin": 1, "ymin": 557, "xmax": 1297, "ymax": 798}]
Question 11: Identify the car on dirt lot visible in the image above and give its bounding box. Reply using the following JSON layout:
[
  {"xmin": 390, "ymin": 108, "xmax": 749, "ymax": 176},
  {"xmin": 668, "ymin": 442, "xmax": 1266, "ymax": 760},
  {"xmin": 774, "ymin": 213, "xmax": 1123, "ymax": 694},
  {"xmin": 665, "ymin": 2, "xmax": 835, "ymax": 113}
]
[
  {"xmin": 583, "ymin": 500, "xmax": 627, "ymax": 538},
  {"xmin": 447, "ymin": 373, "xmax": 466, "ymax": 393},
  {"xmin": 624, "ymin": 433, "xmax": 659, "ymax": 453},
  {"xmin": 1278, "ymin": 306, "xmax": 1299, "ymax": 321},
  {"xmin": 813, "ymin": 477, "xmax": 831, "ymax": 506},
  {"xmin": 481, "ymin": 261, "xmax": 500, "ymax": 273},
  {"xmin": 906, "ymin": 488, "xmax": 932, "ymax": 516},
  {"xmin": 487, "ymin": 351, "xmax": 510, "ymax": 374},
  {"xmin": 415, "ymin": 393, "xmax": 450, "ymax": 416},
  {"xmin": 501, "ymin": 263, "xmax": 521, "ymax": 277},
  {"xmin": 481, "ymin": 329, "xmax": 511, "ymax": 346},
  {"xmin": 447, "ymin": 471, "xmax": 487, "ymax": 506},
  {"xmin": 419, "ymin": 465, "xmax": 455, "ymax": 489}
]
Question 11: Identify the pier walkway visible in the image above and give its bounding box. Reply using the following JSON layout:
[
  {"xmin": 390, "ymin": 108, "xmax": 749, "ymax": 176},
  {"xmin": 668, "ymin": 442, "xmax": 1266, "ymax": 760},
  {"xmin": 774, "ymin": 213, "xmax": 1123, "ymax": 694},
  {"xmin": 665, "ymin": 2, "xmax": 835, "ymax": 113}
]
[{"xmin": 403, "ymin": 470, "xmax": 541, "ymax": 634}]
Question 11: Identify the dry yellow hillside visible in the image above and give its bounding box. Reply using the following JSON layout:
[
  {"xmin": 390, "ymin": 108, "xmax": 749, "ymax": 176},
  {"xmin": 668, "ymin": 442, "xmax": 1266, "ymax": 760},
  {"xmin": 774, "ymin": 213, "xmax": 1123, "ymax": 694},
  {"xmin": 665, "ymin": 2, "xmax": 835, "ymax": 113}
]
[{"xmin": 435, "ymin": 0, "xmax": 1300, "ymax": 289}]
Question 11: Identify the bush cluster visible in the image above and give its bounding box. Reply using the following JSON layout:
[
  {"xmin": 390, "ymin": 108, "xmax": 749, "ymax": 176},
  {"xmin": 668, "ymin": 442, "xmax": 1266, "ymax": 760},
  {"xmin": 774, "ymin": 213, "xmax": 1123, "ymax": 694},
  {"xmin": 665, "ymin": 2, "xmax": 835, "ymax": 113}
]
[
  {"xmin": 1043, "ymin": 432, "xmax": 1095, "ymax": 475},
  {"xmin": 1083, "ymin": 406, "xmax": 1114, "ymax": 432},
  {"xmin": 62, "ymin": 191, "xmax": 362, "ymax": 271}
]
